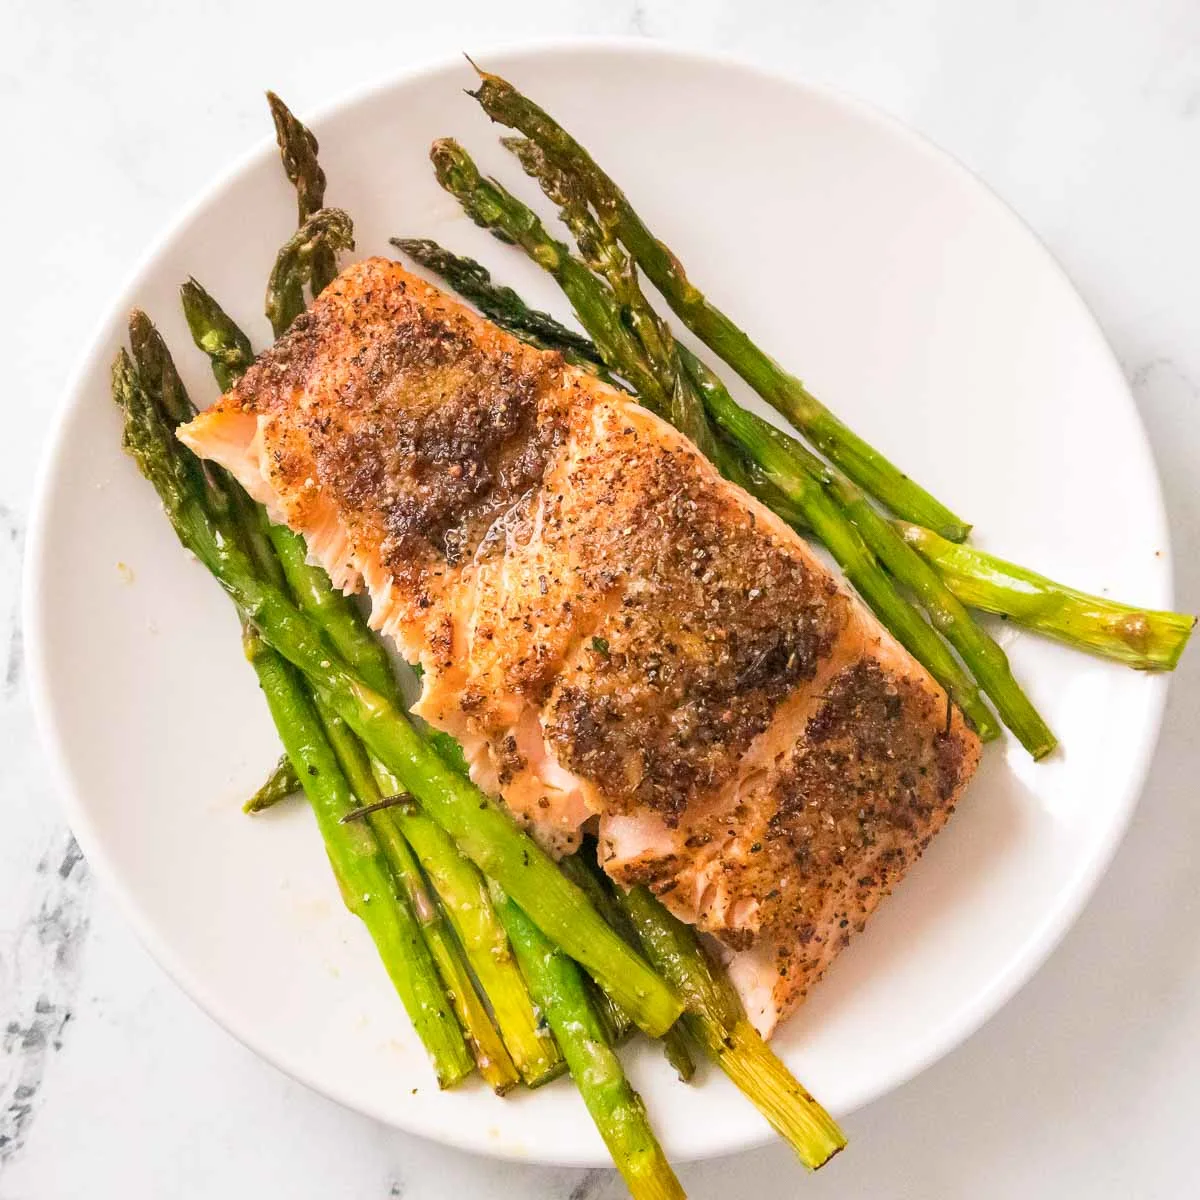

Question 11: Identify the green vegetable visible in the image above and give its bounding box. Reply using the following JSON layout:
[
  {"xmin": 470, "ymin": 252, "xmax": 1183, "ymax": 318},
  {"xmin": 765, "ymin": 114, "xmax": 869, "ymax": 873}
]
[
  {"xmin": 266, "ymin": 91, "xmax": 337, "ymax": 295},
  {"xmin": 325, "ymin": 717, "xmax": 521, "ymax": 1095},
  {"xmin": 244, "ymin": 753, "xmax": 299, "ymax": 813},
  {"xmin": 429, "ymin": 140, "xmax": 661, "ymax": 410},
  {"xmin": 683, "ymin": 352, "xmax": 1051, "ymax": 750},
  {"xmin": 491, "ymin": 883, "xmax": 685, "ymax": 1200},
  {"xmin": 182, "ymin": 276, "xmax": 531, "ymax": 1090},
  {"xmin": 395, "ymin": 801, "xmax": 564, "ymax": 1086},
  {"xmin": 503, "ymin": 135, "xmax": 716, "ymax": 459},
  {"xmin": 265, "ymin": 207, "xmax": 354, "ymax": 337},
  {"xmin": 180, "ymin": 279, "xmax": 255, "ymax": 392},
  {"xmin": 116, "ymin": 335, "xmax": 473, "ymax": 1088},
  {"xmin": 897, "ymin": 522, "xmax": 1196, "ymax": 671},
  {"xmin": 115, "ymin": 352, "xmax": 682, "ymax": 1037},
  {"xmin": 559, "ymin": 851, "xmax": 695, "ymax": 1081},
  {"xmin": 469, "ymin": 67, "xmax": 969, "ymax": 541},
  {"xmin": 391, "ymin": 237, "xmax": 601, "ymax": 363},
  {"xmin": 428, "ymin": 137, "xmax": 998, "ymax": 738},
  {"xmin": 617, "ymin": 882, "xmax": 846, "ymax": 1171}
]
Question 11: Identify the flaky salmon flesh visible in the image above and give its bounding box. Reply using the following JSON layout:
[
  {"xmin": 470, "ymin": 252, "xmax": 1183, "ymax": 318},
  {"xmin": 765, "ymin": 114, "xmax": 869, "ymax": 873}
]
[{"xmin": 179, "ymin": 258, "xmax": 980, "ymax": 1037}]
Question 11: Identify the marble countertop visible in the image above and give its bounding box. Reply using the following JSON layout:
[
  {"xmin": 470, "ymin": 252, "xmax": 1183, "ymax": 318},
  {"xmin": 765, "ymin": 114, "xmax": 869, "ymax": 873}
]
[{"xmin": 3, "ymin": 1, "xmax": 1199, "ymax": 1196}]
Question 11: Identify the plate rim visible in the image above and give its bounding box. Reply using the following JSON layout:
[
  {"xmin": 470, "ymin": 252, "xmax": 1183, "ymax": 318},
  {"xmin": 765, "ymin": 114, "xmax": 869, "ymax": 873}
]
[{"xmin": 22, "ymin": 35, "xmax": 1175, "ymax": 1165}]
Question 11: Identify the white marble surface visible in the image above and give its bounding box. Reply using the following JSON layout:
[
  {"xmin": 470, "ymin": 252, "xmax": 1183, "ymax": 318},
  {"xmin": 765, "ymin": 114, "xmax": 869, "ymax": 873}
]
[{"xmin": 3, "ymin": 1, "xmax": 1199, "ymax": 1195}]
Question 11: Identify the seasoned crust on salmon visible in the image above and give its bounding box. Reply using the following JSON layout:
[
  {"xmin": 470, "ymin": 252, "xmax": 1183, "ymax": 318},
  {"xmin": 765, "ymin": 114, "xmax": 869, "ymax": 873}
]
[
  {"xmin": 180, "ymin": 256, "xmax": 980, "ymax": 1034},
  {"xmin": 601, "ymin": 649, "xmax": 978, "ymax": 1033},
  {"xmin": 539, "ymin": 415, "xmax": 852, "ymax": 825}
]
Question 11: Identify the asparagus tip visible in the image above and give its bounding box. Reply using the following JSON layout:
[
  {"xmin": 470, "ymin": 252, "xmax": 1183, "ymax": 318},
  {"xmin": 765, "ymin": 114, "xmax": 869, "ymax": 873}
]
[
  {"xmin": 264, "ymin": 89, "xmax": 302, "ymax": 135},
  {"xmin": 127, "ymin": 307, "xmax": 152, "ymax": 343},
  {"xmin": 461, "ymin": 51, "xmax": 487, "ymax": 82}
]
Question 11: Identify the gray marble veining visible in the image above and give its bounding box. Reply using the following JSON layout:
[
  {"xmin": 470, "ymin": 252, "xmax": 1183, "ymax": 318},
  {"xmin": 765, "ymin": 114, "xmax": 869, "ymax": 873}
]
[
  {"xmin": 566, "ymin": 1168, "xmax": 610, "ymax": 1200},
  {"xmin": 0, "ymin": 836, "xmax": 91, "ymax": 1169},
  {"xmin": 0, "ymin": 505, "xmax": 24, "ymax": 701}
]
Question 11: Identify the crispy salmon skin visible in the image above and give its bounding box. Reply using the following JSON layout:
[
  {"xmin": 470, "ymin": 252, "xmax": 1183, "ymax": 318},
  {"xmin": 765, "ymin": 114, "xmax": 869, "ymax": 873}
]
[{"xmin": 180, "ymin": 257, "xmax": 980, "ymax": 1034}]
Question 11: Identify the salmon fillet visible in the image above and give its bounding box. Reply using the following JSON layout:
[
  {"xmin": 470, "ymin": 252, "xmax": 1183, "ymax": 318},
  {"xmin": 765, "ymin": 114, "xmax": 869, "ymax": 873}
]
[{"xmin": 179, "ymin": 257, "xmax": 980, "ymax": 1035}]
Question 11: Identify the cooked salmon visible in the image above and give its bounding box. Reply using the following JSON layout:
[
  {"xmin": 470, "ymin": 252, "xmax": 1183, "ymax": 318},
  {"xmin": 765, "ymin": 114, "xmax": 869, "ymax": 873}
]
[{"xmin": 179, "ymin": 257, "xmax": 980, "ymax": 1035}]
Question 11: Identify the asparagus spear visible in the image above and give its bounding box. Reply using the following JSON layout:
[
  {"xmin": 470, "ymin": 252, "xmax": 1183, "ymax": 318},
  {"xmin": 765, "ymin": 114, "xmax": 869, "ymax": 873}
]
[
  {"xmin": 262, "ymin": 519, "xmax": 397, "ymax": 688},
  {"xmin": 185, "ymin": 255, "xmax": 510, "ymax": 1081},
  {"xmin": 244, "ymin": 753, "xmax": 299, "ymax": 813},
  {"xmin": 469, "ymin": 68, "xmax": 969, "ymax": 542},
  {"xmin": 259, "ymin": 106, "xmax": 567, "ymax": 1080},
  {"xmin": 429, "ymin": 141, "xmax": 661, "ymax": 403},
  {"xmin": 325, "ymin": 713, "xmax": 521, "ymax": 1094},
  {"xmin": 496, "ymin": 131, "xmax": 1045, "ymax": 747},
  {"xmin": 489, "ymin": 883, "xmax": 686, "ymax": 1200},
  {"xmin": 240, "ymin": 635, "xmax": 473, "ymax": 1088},
  {"xmin": 393, "ymin": 801, "xmax": 563, "ymax": 1085},
  {"xmin": 135, "ymin": 302, "xmax": 317, "ymax": 815},
  {"xmin": 388, "ymin": 240, "xmax": 1193, "ymax": 675},
  {"xmin": 556, "ymin": 854, "xmax": 635, "ymax": 1044},
  {"xmin": 559, "ymin": 853, "xmax": 695, "ymax": 1081},
  {"xmin": 140, "ymin": 301, "xmax": 285, "ymax": 594},
  {"xmin": 265, "ymin": 92, "xmax": 337, "ymax": 295},
  {"xmin": 115, "ymin": 344, "xmax": 474, "ymax": 1088},
  {"xmin": 681, "ymin": 350, "xmax": 1053, "ymax": 755},
  {"xmin": 116, "ymin": 360, "xmax": 682, "ymax": 1035},
  {"xmin": 180, "ymin": 279, "xmax": 254, "ymax": 391},
  {"xmin": 897, "ymin": 522, "xmax": 1195, "ymax": 670},
  {"xmin": 390, "ymin": 236, "xmax": 598, "ymax": 359},
  {"xmin": 182, "ymin": 277, "xmax": 537, "ymax": 1087},
  {"xmin": 265, "ymin": 207, "xmax": 354, "ymax": 337},
  {"xmin": 128, "ymin": 310, "xmax": 236, "ymax": 520},
  {"xmin": 391, "ymin": 237, "xmax": 601, "ymax": 362},
  {"xmin": 182, "ymin": 277, "xmax": 378, "ymax": 684},
  {"xmin": 698, "ymin": 374, "xmax": 998, "ymax": 735},
  {"xmin": 502, "ymin": 136, "xmax": 718, "ymax": 461},
  {"xmin": 614, "ymin": 880, "xmax": 846, "ymax": 1171},
  {"xmin": 428, "ymin": 139, "xmax": 998, "ymax": 738}
]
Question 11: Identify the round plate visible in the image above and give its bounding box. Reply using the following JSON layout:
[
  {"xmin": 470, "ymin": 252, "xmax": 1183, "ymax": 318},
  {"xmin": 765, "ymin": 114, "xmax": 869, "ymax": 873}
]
[{"xmin": 24, "ymin": 40, "xmax": 1173, "ymax": 1164}]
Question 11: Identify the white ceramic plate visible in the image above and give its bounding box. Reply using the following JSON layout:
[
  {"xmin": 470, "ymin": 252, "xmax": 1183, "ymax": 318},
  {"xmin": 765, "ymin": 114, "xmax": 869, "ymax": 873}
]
[{"xmin": 25, "ymin": 40, "xmax": 1173, "ymax": 1165}]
